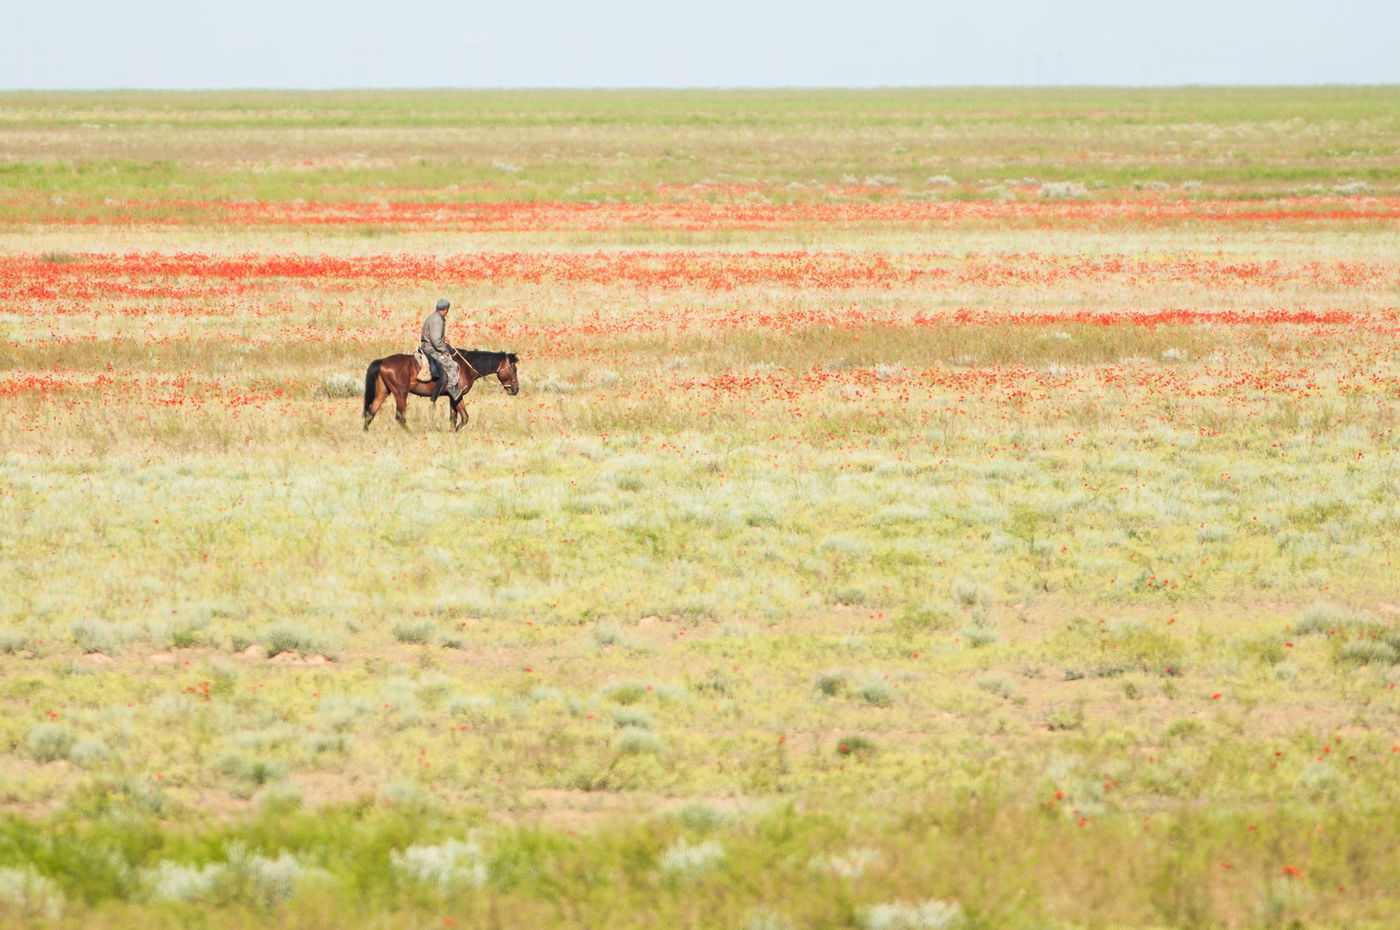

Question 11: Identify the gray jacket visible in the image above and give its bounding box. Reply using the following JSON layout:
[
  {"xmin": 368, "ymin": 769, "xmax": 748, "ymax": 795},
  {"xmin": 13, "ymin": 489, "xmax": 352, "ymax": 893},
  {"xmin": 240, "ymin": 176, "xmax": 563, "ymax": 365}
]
[{"xmin": 421, "ymin": 310, "xmax": 451, "ymax": 356}]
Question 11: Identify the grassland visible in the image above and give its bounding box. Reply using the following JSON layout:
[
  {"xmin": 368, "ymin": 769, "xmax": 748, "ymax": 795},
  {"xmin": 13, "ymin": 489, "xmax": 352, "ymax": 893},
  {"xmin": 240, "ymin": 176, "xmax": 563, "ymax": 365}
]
[{"xmin": 2, "ymin": 88, "xmax": 1400, "ymax": 929}]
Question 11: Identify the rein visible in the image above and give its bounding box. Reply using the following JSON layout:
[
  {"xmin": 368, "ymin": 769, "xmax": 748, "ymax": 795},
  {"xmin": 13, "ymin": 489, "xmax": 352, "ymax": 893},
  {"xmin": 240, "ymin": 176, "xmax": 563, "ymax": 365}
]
[{"xmin": 451, "ymin": 349, "xmax": 482, "ymax": 380}]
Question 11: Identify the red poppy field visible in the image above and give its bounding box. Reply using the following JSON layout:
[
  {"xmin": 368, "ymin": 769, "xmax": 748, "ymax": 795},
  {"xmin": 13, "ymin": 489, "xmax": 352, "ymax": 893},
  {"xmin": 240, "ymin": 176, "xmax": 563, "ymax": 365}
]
[{"xmin": 1, "ymin": 89, "xmax": 1399, "ymax": 928}]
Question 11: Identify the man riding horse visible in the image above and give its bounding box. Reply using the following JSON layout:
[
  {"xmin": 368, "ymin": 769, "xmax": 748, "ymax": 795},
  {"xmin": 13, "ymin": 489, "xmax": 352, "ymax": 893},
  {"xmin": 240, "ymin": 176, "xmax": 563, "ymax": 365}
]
[{"xmin": 422, "ymin": 298, "xmax": 462, "ymax": 402}]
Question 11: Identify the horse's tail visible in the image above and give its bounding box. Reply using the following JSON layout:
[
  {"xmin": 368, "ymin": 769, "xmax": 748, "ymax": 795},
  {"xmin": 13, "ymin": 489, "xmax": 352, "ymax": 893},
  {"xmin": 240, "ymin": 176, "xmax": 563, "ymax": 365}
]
[{"xmin": 363, "ymin": 359, "xmax": 382, "ymax": 413}]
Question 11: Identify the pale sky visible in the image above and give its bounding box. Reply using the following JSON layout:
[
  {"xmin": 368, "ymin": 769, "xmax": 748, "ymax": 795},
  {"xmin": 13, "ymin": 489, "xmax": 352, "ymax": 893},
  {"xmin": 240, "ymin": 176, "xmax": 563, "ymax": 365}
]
[{"xmin": 4, "ymin": 0, "xmax": 1397, "ymax": 89}]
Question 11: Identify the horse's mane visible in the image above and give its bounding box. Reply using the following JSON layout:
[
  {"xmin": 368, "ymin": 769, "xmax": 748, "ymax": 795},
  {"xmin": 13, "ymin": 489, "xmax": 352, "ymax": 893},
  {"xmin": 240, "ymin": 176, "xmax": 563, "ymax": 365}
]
[{"xmin": 455, "ymin": 349, "xmax": 518, "ymax": 370}]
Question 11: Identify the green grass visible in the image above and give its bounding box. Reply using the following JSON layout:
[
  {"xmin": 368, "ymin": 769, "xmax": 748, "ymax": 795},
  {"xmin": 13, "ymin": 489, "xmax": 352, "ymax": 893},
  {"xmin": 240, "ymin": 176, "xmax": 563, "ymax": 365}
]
[{"xmin": 0, "ymin": 87, "xmax": 1398, "ymax": 210}]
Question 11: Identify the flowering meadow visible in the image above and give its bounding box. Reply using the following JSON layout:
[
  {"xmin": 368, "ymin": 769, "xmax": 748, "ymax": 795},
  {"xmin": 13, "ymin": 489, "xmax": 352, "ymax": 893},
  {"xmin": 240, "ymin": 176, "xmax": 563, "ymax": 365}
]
[{"xmin": 2, "ymin": 88, "xmax": 1400, "ymax": 928}]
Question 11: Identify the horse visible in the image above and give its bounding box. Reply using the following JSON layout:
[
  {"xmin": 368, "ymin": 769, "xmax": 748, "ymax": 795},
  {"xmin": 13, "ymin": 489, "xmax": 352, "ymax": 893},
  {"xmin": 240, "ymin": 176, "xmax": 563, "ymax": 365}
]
[{"xmin": 363, "ymin": 349, "xmax": 519, "ymax": 431}]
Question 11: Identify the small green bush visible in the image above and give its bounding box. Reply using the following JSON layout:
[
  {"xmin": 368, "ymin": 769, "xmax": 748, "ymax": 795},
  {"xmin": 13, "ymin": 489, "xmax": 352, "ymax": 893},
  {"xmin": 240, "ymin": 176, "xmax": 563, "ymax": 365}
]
[
  {"xmin": 615, "ymin": 727, "xmax": 662, "ymax": 755},
  {"xmin": 392, "ymin": 619, "xmax": 437, "ymax": 645},
  {"xmin": 27, "ymin": 723, "xmax": 76, "ymax": 763}
]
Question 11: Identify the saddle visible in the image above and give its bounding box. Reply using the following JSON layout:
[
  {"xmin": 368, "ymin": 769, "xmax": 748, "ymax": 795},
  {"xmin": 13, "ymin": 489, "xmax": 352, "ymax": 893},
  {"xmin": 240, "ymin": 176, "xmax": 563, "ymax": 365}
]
[{"xmin": 412, "ymin": 349, "xmax": 441, "ymax": 383}]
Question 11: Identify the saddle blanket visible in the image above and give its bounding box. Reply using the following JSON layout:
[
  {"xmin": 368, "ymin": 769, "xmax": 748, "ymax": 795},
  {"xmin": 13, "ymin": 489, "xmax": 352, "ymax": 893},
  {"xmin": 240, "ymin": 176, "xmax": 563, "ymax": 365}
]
[{"xmin": 412, "ymin": 349, "xmax": 434, "ymax": 382}]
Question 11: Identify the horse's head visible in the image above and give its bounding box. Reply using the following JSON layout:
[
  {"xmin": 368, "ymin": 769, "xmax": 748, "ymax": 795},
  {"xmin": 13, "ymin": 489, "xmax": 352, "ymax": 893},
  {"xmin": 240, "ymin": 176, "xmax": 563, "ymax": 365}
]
[{"xmin": 496, "ymin": 353, "xmax": 520, "ymax": 395}]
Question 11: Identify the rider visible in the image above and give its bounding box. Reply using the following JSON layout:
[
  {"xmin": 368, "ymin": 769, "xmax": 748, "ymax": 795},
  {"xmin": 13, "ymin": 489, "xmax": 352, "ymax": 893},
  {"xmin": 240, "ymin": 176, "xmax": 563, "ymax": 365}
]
[{"xmin": 421, "ymin": 298, "xmax": 462, "ymax": 402}]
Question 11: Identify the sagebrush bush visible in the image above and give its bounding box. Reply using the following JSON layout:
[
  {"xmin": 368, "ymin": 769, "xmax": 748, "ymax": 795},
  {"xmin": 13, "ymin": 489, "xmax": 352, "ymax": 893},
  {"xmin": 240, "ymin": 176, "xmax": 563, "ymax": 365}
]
[
  {"xmin": 392, "ymin": 619, "xmax": 436, "ymax": 644},
  {"xmin": 0, "ymin": 865, "xmax": 65, "ymax": 919},
  {"xmin": 392, "ymin": 837, "xmax": 489, "ymax": 891},
  {"xmin": 615, "ymin": 726, "xmax": 662, "ymax": 755},
  {"xmin": 658, "ymin": 838, "xmax": 725, "ymax": 877},
  {"xmin": 860, "ymin": 899, "xmax": 964, "ymax": 930},
  {"xmin": 27, "ymin": 723, "xmax": 76, "ymax": 763}
]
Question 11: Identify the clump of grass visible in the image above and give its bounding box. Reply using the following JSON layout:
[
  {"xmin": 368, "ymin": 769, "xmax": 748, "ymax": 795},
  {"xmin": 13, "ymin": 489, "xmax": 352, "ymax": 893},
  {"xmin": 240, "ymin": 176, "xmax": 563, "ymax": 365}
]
[
  {"xmin": 894, "ymin": 605, "xmax": 954, "ymax": 634},
  {"xmin": 975, "ymin": 674, "xmax": 1015, "ymax": 699},
  {"xmin": 812, "ymin": 846, "xmax": 885, "ymax": 878},
  {"xmin": 392, "ymin": 619, "xmax": 437, "ymax": 645},
  {"xmin": 959, "ymin": 621, "xmax": 999, "ymax": 649},
  {"xmin": 952, "ymin": 578, "xmax": 983, "ymax": 608},
  {"xmin": 217, "ymin": 752, "xmax": 286, "ymax": 786},
  {"xmin": 1046, "ymin": 703, "xmax": 1085, "ymax": 731},
  {"xmin": 260, "ymin": 624, "xmax": 335, "ymax": 658},
  {"xmin": 26, "ymin": 723, "xmax": 76, "ymax": 763},
  {"xmin": 658, "ymin": 838, "xmax": 725, "ymax": 877},
  {"xmin": 835, "ymin": 734, "xmax": 875, "ymax": 756},
  {"xmin": 255, "ymin": 783, "xmax": 304, "ymax": 814},
  {"xmin": 615, "ymin": 727, "xmax": 662, "ymax": 755},
  {"xmin": 68, "ymin": 737, "xmax": 109, "ymax": 768},
  {"xmin": 379, "ymin": 781, "xmax": 430, "ymax": 810},
  {"xmin": 1337, "ymin": 639, "xmax": 1398, "ymax": 666},
  {"xmin": 813, "ymin": 669, "xmax": 848, "ymax": 697},
  {"xmin": 69, "ymin": 619, "xmax": 134, "ymax": 655},
  {"xmin": 448, "ymin": 694, "xmax": 492, "ymax": 719},
  {"xmin": 0, "ymin": 628, "xmax": 30, "ymax": 654},
  {"xmin": 1295, "ymin": 602, "xmax": 1344, "ymax": 635},
  {"xmin": 142, "ymin": 860, "xmax": 226, "ymax": 904},
  {"xmin": 601, "ymin": 679, "xmax": 649, "ymax": 705},
  {"xmin": 859, "ymin": 899, "xmax": 964, "ymax": 930},
  {"xmin": 675, "ymin": 801, "xmax": 733, "ymax": 833},
  {"xmin": 391, "ymin": 837, "xmax": 489, "ymax": 891},
  {"xmin": 1108, "ymin": 620, "xmax": 1184, "ymax": 672},
  {"xmin": 855, "ymin": 676, "xmax": 896, "ymax": 707},
  {"xmin": 222, "ymin": 842, "xmax": 309, "ymax": 908},
  {"xmin": 611, "ymin": 706, "xmax": 653, "ymax": 729},
  {"xmin": 319, "ymin": 373, "xmax": 360, "ymax": 398},
  {"xmin": 0, "ymin": 865, "xmax": 65, "ymax": 919},
  {"xmin": 1195, "ymin": 524, "xmax": 1231, "ymax": 543},
  {"xmin": 1039, "ymin": 181, "xmax": 1086, "ymax": 198},
  {"xmin": 592, "ymin": 619, "xmax": 627, "ymax": 648}
]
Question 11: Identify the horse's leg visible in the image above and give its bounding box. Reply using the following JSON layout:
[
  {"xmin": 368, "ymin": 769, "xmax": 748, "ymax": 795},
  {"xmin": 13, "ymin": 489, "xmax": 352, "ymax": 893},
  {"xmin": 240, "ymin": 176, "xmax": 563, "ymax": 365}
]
[
  {"xmin": 364, "ymin": 374, "xmax": 390, "ymax": 430},
  {"xmin": 390, "ymin": 379, "xmax": 410, "ymax": 430},
  {"xmin": 452, "ymin": 394, "xmax": 468, "ymax": 432}
]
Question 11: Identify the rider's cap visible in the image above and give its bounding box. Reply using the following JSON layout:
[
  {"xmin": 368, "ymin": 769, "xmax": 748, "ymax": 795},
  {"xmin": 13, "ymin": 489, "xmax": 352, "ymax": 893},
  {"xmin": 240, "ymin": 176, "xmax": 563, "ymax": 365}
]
[{"xmin": 436, "ymin": 298, "xmax": 450, "ymax": 311}]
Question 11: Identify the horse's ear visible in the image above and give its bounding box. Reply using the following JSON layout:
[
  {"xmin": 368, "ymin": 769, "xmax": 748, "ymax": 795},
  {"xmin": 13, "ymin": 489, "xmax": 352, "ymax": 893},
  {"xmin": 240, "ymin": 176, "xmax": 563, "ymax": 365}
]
[{"xmin": 509, "ymin": 353, "xmax": 519, "ymax": 364}]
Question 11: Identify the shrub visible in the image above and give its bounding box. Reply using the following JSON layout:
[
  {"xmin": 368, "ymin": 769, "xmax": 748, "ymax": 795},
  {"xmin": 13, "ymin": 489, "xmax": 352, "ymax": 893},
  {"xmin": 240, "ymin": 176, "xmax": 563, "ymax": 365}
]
[
  {"xmin": 260, "ymin": 624, "xmax": 334, "ymax": 658},
  {"xmin": 1046, "ymin": 704, "xmax": 1084, "ymax": 731},
  {"xmin": 659, "ymin": 838, "xmax": 725, "ymax": 877},
  {"xmin": 392, "ymin": 838, "xmax": 489, "ymax": 891},
  {"xmin": 1338, "ymin": 639, "xmax": 1398, "ymax": 666},
  {"xmin": 0, "ymin": 866, "xmax": 65, "ymax": 919},
  {"xmin": 836, "ymin": 734, "xmax": 875, "ymax": 756},
  {"xmin": 69, "ymin": 619, "xmax": 132, "ymax": 655},
  {"xmin": 217, "ymin": 752, "xmax": 285, "ymax": 785},
  {"xmin": 615, "ymin": 727, "xmax": 662, "ymax": 755},
  {"xmin": 960, "ymin": 625, "xmax": 999, "ymax": 648},
  {"xmin": 952, "ymin": 579, "xmax": 982, "ymax": 608},
  {"xmin": 0, "ymin": 629, "xmax": 29, "ymax": 654},
  {"xmin": 975, "ymin": 674, "xmax": 1015, "ymax": 699},
  {"xmin": 860, "ymin": 899, "xmax": 964, "ymax": 930},
  {"xmin": 592, "ymin": 620, "xmax": 626, "ymax": 647},
  {"xmin": 392, "ymin": 619, "xmax": 437, "ymax": 645},
  {"xmin": 611, "ymin": 706, "xmax": 653, "ymax": 729},
  {"xmin": 601, "ymin": 679, "xmax": 649, "ymax": 705},
  {"xmin": 1295, "ymin": 603, "xmax": 1344, "ymax": 635},
  {"xmin": 223, "ymin": 842, "xmax": 306, "ymax": 907},
  {"xmin": 27, "ymin": 723, "xmax": 75, "ymax": 763},
  {"xmin": 1039, "ymin": 181, "xmax": 1086, "ymax": 199},
  {"xmin": 814, "ymin": 669, "xmax": 848, "ymax": 697},
  {"xmin": 676, "ymin": 801, "xmax": 733, "ymax": 833},
  {"xmin": 855, "ymin": 677, "xmax": 896, "ymax": 707},
  {"xmin": 318, "ymin": 372, "xmax": 360, "ymax": 397},
  {"xmin": 68, "ymin": 737, "xmax": 109, "ymax": 767},
  {"xmin": 143, "ymin": 861, "xmax": 226, "ymax": 903},
  {"xmin": 812, "ymin": 846, "xmax": 884, "ymax": 878}
]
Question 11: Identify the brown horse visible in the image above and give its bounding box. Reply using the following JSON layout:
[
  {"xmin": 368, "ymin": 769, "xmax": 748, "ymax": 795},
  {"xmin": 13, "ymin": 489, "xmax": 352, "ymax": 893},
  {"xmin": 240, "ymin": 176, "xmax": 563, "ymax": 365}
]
[{"xmin": 363, "ymin": 349, "xmax": 519, "ymax": 431}]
